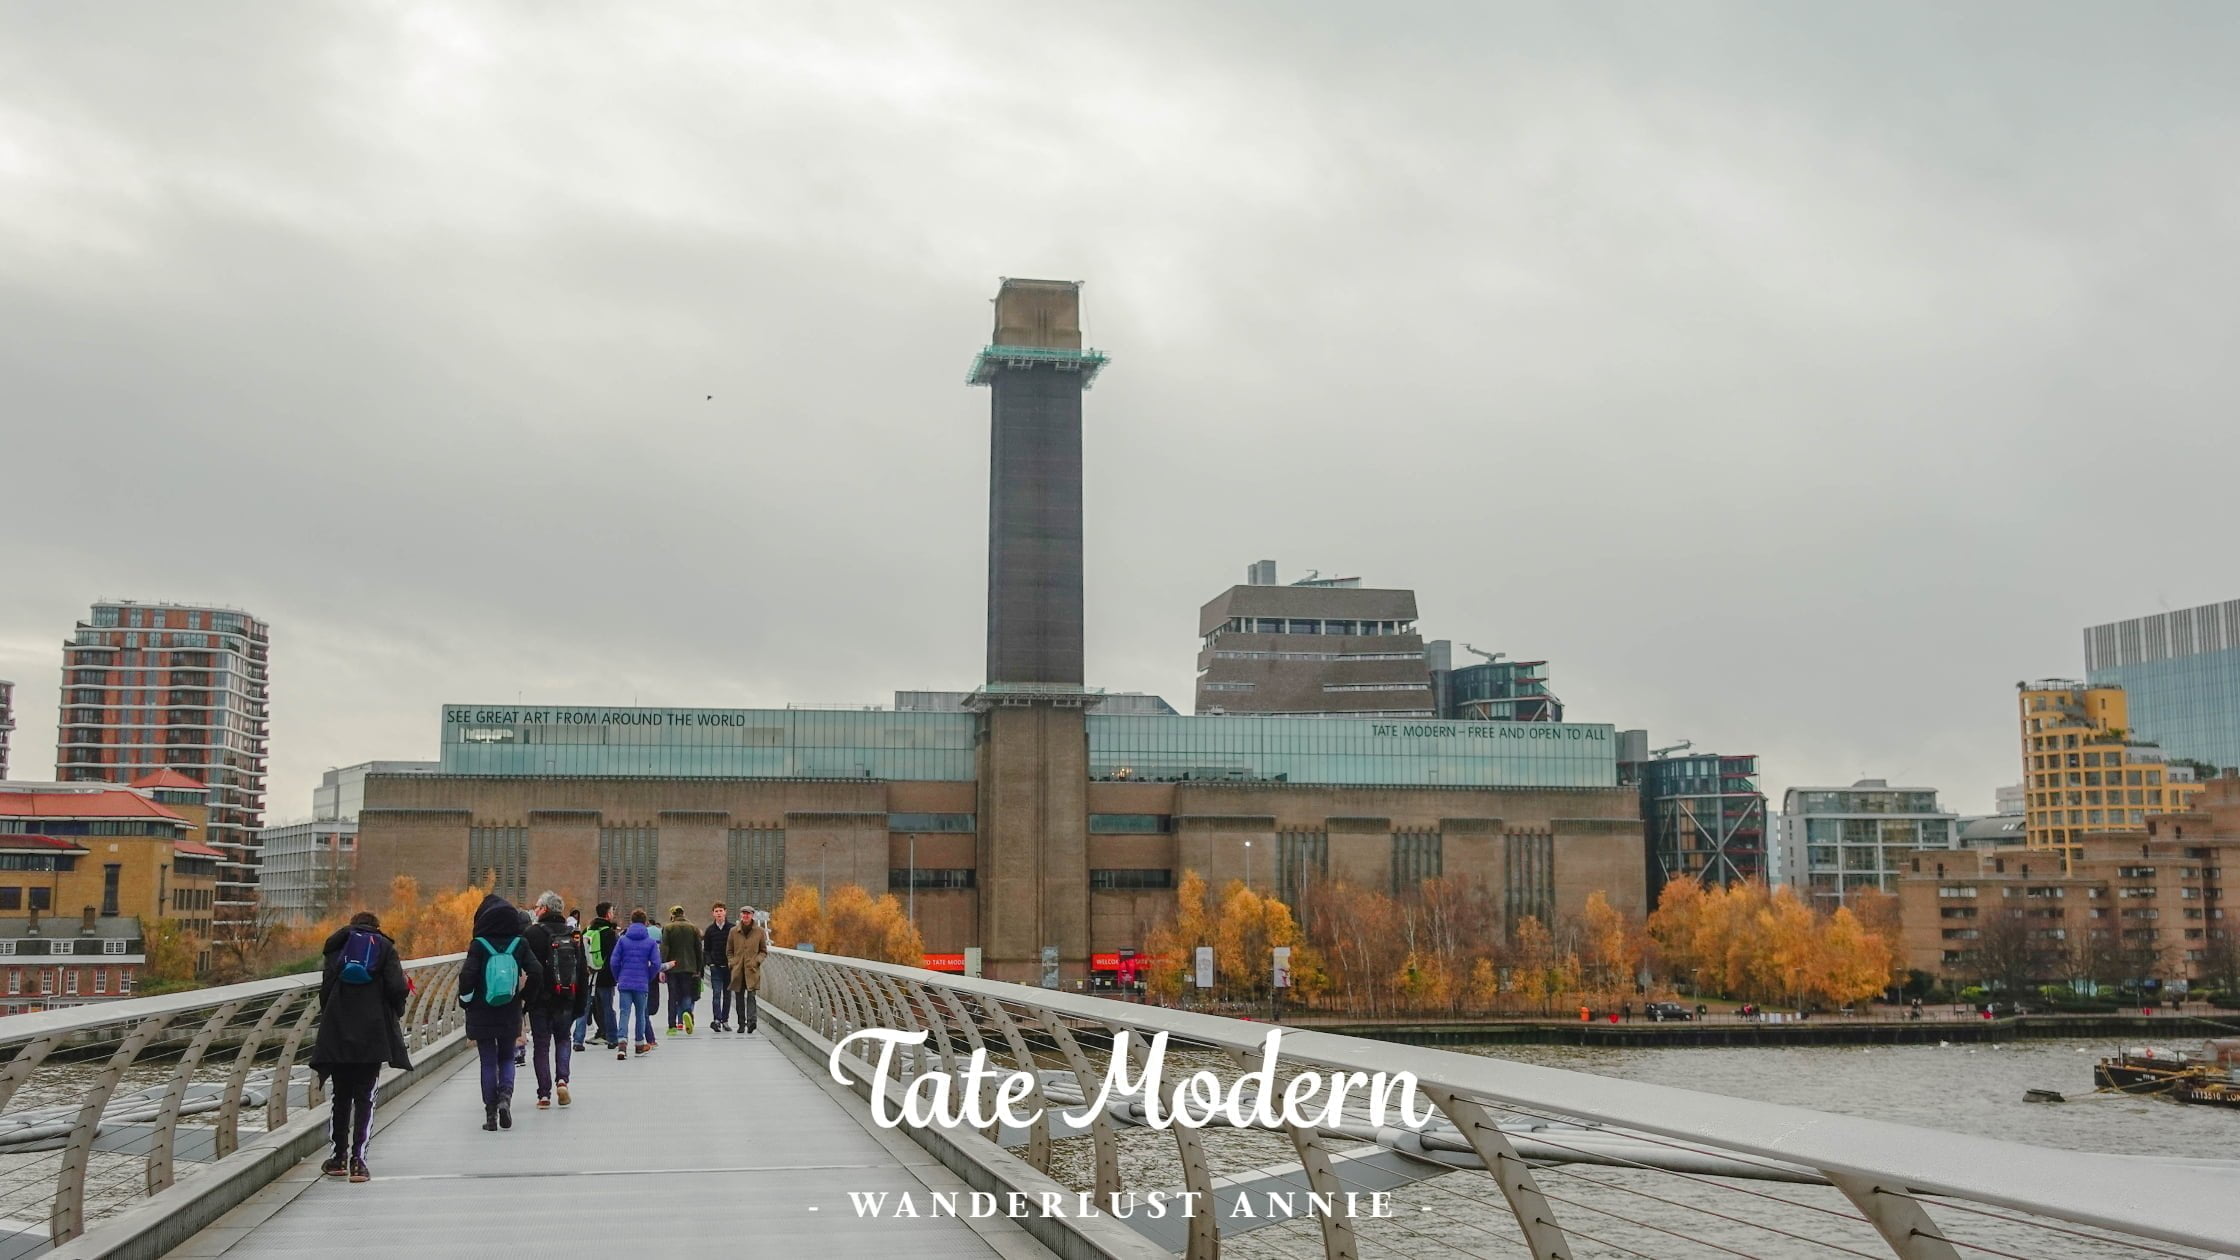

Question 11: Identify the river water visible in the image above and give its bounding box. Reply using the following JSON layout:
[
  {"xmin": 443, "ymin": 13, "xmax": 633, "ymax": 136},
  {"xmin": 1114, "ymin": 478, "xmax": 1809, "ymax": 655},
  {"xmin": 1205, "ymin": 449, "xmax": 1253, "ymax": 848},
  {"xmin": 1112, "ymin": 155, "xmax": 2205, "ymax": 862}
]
[
  {"xmin": 1059, "ymin": 1036, "xmax": 2239, "ymax": 1260},
  {"xmin": 1475, "ymin": 1037, "xmax": 2236, "ymax": 1161}
]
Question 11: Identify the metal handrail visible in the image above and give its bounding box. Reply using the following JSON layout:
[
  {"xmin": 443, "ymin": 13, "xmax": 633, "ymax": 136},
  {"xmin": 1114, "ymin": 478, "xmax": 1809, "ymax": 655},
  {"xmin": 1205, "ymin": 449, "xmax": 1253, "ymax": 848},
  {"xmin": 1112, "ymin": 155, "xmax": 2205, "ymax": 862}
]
[
  {"xmin": 0, "ymin": 952, "xmax": 466, "ymax": 1249},
  {"xmin": 766, "ymin": 947, "xmax": 2240, "ymax": 1259}
]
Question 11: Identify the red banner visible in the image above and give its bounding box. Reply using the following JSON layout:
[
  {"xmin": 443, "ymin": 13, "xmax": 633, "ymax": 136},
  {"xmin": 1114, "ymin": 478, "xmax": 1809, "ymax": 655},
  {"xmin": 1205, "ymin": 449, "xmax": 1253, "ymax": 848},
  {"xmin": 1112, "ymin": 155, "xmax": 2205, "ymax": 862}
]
[{"xmin": 921, "ymin": 953, "xmax": 967, "ymax": 973}]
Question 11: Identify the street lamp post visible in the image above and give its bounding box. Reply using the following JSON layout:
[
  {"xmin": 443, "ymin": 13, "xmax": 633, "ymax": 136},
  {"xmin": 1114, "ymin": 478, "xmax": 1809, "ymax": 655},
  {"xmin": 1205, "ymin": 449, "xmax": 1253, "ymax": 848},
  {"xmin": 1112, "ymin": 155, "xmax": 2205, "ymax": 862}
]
[
  {"xmin": 908, "ymin": 833, "xmax": 918, "ymax": 927},
  {"xmin": 1244, "ymin": 839, "xmax": 1253, "ymax": 889},
  {"xmin": 819, "ymin": 841, "xmax": 828, "ymax": 905}
]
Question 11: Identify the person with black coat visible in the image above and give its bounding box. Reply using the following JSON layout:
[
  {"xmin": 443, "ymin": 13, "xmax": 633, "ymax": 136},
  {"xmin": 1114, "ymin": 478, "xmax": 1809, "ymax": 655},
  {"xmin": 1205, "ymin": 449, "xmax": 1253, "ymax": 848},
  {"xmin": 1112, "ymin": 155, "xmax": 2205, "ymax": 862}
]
[
  {"xmin": 578, "ymin": 903, "xmax": 621, "ymax": 1049},
  {"xmin": 462, "ymin": 893, "xmax": 543, "ymax": 1132},
  {"xmin": 308, "ymin": 912, "xmax": 411, "ymax": 1183},
  {"xmin": 522, "ymin": 890, "xmax": 587, "ymax": 1110}
]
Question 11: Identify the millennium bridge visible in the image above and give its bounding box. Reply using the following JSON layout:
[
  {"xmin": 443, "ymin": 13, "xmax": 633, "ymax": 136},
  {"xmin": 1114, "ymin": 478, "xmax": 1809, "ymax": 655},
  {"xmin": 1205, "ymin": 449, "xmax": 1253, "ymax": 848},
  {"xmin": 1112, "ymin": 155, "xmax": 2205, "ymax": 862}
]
[{"xmin": 1, "ymin": 949, "xmax": 2233, "ymax": 1260}]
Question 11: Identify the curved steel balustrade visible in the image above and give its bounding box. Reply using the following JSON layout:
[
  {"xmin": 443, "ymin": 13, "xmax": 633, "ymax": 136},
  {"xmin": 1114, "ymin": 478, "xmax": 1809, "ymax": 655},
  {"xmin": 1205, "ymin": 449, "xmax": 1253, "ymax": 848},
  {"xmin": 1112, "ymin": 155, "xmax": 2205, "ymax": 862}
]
[
  {"xmin": 0, "ymin": 953, "xmax": 464, "ymax": 1255},
  {"xmin": 766, "ymin": 948, "xmax": 2240, "ymax": 1260}
]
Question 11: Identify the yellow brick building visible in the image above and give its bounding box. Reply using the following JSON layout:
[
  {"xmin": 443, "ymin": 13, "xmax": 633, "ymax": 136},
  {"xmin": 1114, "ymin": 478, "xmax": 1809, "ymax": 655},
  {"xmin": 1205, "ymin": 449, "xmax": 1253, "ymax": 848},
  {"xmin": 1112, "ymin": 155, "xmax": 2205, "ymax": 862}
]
[{"xmin": 2018, "ymin": 680, "xmax": 2203, "ymax": 860}]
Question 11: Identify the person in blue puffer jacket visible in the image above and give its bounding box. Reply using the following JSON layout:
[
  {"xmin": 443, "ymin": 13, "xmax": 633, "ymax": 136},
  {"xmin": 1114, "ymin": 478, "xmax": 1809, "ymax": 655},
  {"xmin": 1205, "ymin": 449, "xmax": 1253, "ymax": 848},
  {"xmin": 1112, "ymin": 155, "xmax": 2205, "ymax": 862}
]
[{"xmin": 607, "ymin": 908, "xmax": 666, "ymax": 1059}]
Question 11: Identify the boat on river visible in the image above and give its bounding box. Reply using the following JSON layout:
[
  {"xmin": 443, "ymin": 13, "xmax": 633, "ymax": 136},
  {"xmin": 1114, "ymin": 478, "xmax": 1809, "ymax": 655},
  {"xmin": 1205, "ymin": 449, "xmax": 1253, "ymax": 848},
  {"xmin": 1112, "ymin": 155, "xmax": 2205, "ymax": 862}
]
[{"xmin": 2094, "ymin": 1039, "xmax": 2240, "ymax": 1108}]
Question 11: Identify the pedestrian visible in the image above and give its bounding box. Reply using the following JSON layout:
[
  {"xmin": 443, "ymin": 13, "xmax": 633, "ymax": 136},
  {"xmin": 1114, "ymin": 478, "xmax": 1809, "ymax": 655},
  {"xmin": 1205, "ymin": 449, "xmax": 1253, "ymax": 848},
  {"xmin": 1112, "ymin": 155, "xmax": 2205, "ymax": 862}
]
[
  {"xmin": 512, "ymin": 902, "xmax": 534, "ymax": 1068},
  {"xmin": 727, "ymin": 905, "xmax": 768, "ymax": 1034},
  {"xmin": 661, "ymin": 905, "xmax": 704, "ymax": 1034},
  {"xmin": 702, "ymin": 903, "xmax": 735, "ymax": 1031},
  {"xmin": 579, "ymin": 902, "xmax": 621, "ymax": 1050},
  {"xmin": 308, "ymin": 911, "xmax": 411, "ymax": 1183},
  {"xmin": 524, "ymin": 891, "xmax": 587, "ymax": 1110},
  {"xmin": 463, "ymin": 893, "xmax": 543, "ymax": 1132},
  {"xmin": 610, "ymin": 907, "xmax": 664, "ymax": 1059}
]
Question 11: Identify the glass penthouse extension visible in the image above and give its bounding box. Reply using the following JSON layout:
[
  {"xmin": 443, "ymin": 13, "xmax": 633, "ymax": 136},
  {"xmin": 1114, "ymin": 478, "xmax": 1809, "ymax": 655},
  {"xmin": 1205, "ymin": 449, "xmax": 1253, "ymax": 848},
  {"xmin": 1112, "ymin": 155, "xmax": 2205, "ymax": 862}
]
[
  {"xmin": 1088, "ymin": 715, "xmax": 1617, "ymax": 788},
  {"xmin": 440, "ymin": 705, "xmax": 977, "ymax": 780}
]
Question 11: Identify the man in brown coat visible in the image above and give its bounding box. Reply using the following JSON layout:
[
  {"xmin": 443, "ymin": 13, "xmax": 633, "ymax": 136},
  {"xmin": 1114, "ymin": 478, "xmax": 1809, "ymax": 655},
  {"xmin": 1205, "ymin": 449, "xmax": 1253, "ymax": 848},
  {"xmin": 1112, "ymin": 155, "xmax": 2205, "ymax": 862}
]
[{"xmin": 727, "ymin": 906, "xmax": 769, "ymax": 1034}]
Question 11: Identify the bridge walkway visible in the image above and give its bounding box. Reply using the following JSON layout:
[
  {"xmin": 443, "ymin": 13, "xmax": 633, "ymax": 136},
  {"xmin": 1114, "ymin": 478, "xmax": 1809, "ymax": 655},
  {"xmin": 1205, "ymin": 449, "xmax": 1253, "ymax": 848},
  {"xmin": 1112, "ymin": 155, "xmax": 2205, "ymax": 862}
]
[{"xmin": 168, "ymin": 1027, "xmax": 1047, "ymax": 1260}]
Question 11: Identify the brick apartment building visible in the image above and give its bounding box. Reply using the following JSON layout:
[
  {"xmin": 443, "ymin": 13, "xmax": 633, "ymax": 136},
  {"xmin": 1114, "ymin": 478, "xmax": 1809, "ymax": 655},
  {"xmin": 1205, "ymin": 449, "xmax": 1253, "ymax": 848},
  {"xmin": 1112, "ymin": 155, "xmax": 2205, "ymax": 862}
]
[{"xmin": 1899, "ymin": 774, "xmax": 2240, "ymax": 991}]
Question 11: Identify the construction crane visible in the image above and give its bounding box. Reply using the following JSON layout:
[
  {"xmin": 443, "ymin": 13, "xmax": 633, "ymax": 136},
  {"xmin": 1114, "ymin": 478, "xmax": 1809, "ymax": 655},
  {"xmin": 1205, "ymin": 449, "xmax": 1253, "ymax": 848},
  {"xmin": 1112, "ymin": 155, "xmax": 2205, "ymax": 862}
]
[
  {"xmin": 1461, "ymin": 644, "xmax": 1506, "ymax": 664},
  {"xmin": 1651, "ymin": 740, "xmax": 1693, "ymax": 759}
]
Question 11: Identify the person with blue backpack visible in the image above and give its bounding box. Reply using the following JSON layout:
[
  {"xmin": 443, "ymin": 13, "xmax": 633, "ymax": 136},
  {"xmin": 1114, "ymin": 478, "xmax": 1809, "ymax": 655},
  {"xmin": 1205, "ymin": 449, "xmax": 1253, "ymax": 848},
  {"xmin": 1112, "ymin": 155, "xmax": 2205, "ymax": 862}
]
[
  {"xmin": 462, "ymin": 894, "xmax": 543, "ymax": 1131},
  {"xmin": 309, "ymin": 911, "xmax": 410, "ymax": 1182},
  {"xmin": 608, "ymin": 907, "xmax": 664, "ymax": 1059}
]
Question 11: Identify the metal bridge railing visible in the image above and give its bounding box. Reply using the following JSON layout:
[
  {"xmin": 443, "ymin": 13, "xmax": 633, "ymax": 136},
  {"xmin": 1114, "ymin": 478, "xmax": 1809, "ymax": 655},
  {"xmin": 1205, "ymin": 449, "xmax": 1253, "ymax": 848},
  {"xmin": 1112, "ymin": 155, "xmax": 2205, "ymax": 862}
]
[
  {"xmin": 768, "ymin": 949, "xmax": 2240, "ymax": 1260},
  {"xmin": 0, "ymin": 953, "xmax": 465, "ymax": 1258}
]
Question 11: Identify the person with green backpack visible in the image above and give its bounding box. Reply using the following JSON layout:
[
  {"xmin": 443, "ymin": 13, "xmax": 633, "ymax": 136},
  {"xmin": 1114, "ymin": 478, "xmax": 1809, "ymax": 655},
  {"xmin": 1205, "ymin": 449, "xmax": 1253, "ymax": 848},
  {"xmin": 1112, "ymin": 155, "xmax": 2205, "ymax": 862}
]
[
  {"xmin": 462, "ymin": 894, "xmax": 544, "ymax": 1132},
  {"xmin": 577, "ymin": 902, "xmax": 620, "ymax": 1050}
]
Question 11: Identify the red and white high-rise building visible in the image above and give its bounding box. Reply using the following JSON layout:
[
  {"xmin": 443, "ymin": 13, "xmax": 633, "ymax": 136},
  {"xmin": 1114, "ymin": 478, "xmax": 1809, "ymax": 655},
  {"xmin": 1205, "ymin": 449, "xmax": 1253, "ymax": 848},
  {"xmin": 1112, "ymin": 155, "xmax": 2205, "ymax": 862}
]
[{"xmin": 55, "ymin": 602, "xmax": 270, "ymax": 936}]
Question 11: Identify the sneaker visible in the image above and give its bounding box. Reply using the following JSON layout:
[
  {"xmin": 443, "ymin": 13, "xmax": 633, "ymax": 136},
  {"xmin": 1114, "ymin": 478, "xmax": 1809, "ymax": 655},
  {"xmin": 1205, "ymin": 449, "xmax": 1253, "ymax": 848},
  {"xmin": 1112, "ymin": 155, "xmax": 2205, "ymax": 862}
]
[
  {"xmin": 321, "ymin": 1155, "xmax": 348, "ymax": 1178},
  {"xmin": 684, "ymin": 1012, "xmax": 695, "ymax": 1034},
  {"xmin": 572, "ymin": 1042, "xmax": 585, "ymax": 1052},
  {"xmin": 498, "ymin": 1100, "xmax": 513, "ymax": 1130},
  {"xmin": 536, "ymin": 1098, "xmax": 552, "ymax": 1110},
  {"xmin": 635, "ymin": 1042, "xmax": 651, "ymax": 1055},
  {"xmin": 348, "ymin": 1159, "xmax": 371, "ymax": 1184},
  {"xmin": 617, "ymin": 1046, "xmax": 627, "ymax": 1060},
  {"xmin": 557, "ymin": 1083, "xmax": 571, "ymax": 1107}
]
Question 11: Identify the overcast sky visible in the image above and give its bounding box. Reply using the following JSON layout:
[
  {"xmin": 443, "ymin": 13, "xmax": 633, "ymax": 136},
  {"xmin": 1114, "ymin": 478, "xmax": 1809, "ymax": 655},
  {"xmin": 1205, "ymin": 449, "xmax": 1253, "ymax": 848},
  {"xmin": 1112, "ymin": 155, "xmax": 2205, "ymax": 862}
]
[{"xmin": 4, "ymin": 2, "xmax": 2236, "ymax": 820}]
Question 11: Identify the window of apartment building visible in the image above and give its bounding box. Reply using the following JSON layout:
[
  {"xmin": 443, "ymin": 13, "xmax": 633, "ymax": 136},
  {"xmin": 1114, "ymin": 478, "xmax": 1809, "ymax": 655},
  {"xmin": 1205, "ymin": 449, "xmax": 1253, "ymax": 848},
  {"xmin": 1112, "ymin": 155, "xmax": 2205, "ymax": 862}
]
[
  {"xmin": 92, "ymin": 968, "xmax": 105, "ymax": 995},
  {"xmin": 27, "ymin": 888, "xmax": 49, "ymax": 912},
  {"xmin": 63, "ymin": 970, "xmax": 77, "ymax": 996},
  {"xmin": 5, "ymin": 970, "xmax": 15, "ymax": 995},
  {"xmin": 102, "ymin": 938, "xmax": 126, "ymax": 955},
  {"xmin": 119, "ymin": 970, "xmax": 132, "ymax": 995},
  {"xmin": 0, "ymin": 889, "xmax": 18, "ymax": 911},
  {"xmin": 101, "ymin": 864, "xmax": 120, "ymax": 917}
]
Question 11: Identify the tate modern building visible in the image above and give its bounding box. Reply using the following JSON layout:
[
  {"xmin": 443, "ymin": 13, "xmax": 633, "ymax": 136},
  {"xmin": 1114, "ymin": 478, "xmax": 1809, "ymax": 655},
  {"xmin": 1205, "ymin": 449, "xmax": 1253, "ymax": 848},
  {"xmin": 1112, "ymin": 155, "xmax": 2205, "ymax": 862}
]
[{"xmin": 354, "ymin": 281, "xmax": 1646, "ymax": 984}]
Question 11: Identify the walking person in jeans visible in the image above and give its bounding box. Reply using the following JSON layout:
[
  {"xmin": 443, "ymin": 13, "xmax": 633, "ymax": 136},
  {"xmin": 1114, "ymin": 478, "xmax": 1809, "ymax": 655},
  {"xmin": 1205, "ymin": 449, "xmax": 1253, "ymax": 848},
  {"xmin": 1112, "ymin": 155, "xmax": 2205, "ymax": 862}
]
[
  {"xmin": 728, "ymin": 905, "xmax": 768, "ymax": 1034},
  {"xmin": 609, "ymin": 908, "xmax": 664, "ymax": 1058},
  {"xmin": 462, "ymin": 894, "xmax": 543, "ymax": 1132},
  {"xmin": 660, "ymin": 906, "xmax": 704, "ymax": 1034},
  {"xmin": 578, "ymin": 903, "xmax": 621, "ymax": 1049},
  {"xmin": 524, "ymin": 892, "xmax": 586, "ymax": 1109},
  {"xmin": 702, "ymin": 903, "xmax": 735, "ymax": 1031},
  {"xmin": 309, "ymin": 911, "xmax": 411, "ymax": 1182}
]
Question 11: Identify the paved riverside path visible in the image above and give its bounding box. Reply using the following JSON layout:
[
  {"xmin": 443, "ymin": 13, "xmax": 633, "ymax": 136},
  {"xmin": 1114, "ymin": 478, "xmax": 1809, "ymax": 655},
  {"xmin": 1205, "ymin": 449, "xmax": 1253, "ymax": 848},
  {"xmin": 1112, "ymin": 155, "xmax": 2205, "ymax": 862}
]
[{"xmin": 168, "ymin": 1022, "xmax": 1050, "ymax": 1260}]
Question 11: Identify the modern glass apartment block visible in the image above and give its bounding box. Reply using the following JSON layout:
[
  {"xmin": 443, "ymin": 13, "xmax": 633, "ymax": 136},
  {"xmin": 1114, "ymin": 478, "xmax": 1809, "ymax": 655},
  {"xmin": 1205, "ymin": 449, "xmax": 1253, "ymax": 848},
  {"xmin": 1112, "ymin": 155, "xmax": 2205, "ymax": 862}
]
[
  {"xmin": 0, "ymin": 679, "xmax": 13, "ymax": 780},
  {"xmin": 2084, "ymin": 598, "xmax": 2240, "ymax": 773},
  {"xmin": 55, "ymin": 602, "xmax": 269, "ymax": 935},
  {"xmin": 1625, "ymin": 751, "xmax": 1767, "ymax": 893},
  {"xmin": 440, "ymin": 705, "xmax": 981, "ymax": 779},
  {"xmin": 2015, "ymin": 680, "xmax": 2204, "ymax": 858},
  {"xmin": 1442, "ymin": 658, "xmax": 1564, "ymax": 723},
  {"xmin": 1088, "ymin": 714, "xmax": 1616, "ymax": 787},
  {"xmin": 437, "ymin": 704, "xmax": 1619, "ymax": 789},
  {"xmin": 1776, "ymin": 780, "xmax": 1956, "ymax": 909}
]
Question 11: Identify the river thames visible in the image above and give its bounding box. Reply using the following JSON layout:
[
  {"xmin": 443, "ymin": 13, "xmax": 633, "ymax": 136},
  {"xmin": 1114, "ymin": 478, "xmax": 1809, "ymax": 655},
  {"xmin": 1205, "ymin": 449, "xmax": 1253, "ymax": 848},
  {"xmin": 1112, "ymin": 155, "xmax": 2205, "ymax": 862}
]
[{"xmin": 1067, "ymin": 1035, "xmax": 2239, "ymax": 1260}]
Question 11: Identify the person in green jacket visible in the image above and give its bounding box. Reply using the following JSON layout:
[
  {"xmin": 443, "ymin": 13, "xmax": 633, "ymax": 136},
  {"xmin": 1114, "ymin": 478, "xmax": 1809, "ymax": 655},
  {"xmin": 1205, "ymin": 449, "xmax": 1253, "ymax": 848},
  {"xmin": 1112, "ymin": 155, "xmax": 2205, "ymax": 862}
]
[{"xmin": 660, "ymin": 905, "xmax": 704, "ymax": 1034}]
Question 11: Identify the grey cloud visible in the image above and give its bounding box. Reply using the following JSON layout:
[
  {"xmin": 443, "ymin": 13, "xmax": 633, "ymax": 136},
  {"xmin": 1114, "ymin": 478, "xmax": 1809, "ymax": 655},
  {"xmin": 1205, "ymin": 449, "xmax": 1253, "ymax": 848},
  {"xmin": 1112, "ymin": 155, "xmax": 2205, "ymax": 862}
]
[{"xmin": 3, "ymin": 2, "xmax": 2236, "ymax": 818}]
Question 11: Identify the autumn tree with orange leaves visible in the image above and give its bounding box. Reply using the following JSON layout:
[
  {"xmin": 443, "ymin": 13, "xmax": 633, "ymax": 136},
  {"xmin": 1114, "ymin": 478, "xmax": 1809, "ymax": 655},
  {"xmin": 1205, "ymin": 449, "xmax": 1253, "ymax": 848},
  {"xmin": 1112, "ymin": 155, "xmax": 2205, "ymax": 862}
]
[
  {"xmin": 768, "ymin": 883, "xmax": 924, "ymax": 964},
  {"xmin": 1644, "ymin": 879, "xmax": 1898, "ymax": 1007}
]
